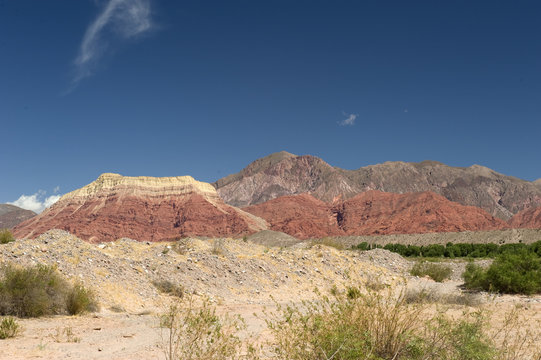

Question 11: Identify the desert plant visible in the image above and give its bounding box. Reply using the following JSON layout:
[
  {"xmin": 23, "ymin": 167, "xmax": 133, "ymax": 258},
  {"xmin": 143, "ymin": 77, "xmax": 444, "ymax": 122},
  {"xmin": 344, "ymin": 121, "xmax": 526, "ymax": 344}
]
[
  {"xmin": 410, "ymin": 261, "xmax": 452, "ymax": 282},
  {"xmin": 310, "ymin": 237, "xmax": 344, "ymax": 250},
  {"xmin": 66, "ymin": 283, "xmax": 98, "ymax": 315},
  {"xmin": 153, "ymin": 279, "xmax": 184, "ymax": 298},
  {"xmin": 0, "ymin": 229, "xmax": 14, "ymax": 244},
  {"xmin": 0, "ymin": 263, "xmax": 98, "ymax": 317},
  {"xmin": 0, "ymin": 317, "xmax": 19, "ymax": 339},
  {"xmin": 463, "ymin": 251, "xmax": 541, "ymax": 294},
  {"xmin": 211, "ymin": 239, "xmax": 225, "ymax": 256},
  {"xmin": 264, "ymin": 288, "xmax": 518, "ymax": 360},
  {"xmin": 159, "ymin": 296, "xmax": 257, "ymax": 360}
]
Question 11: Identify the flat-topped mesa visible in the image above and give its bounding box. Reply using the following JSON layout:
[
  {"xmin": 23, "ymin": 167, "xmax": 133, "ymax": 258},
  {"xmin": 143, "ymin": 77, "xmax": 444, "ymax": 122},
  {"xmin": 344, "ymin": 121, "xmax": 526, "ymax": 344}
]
[
  {"xmin": 61, "ymin": 173, "xmax": 219, "ymax": 202},
  {"xmin": 14, "ymin": 173, "xmax": 266, "ymax": 242}
]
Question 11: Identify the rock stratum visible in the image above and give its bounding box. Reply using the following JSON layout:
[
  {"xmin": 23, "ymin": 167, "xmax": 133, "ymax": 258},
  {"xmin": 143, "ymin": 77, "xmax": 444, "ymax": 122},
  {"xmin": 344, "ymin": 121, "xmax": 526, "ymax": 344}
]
[
  {"xmin": 13, "ymin": 173, "xmax": 267, "ymax": 242},
  {"xmin": 215, "ymin": 152, "xmax": 541, "ymax": 220},
  {"xmin": 244, "ymin": 191, "xmax": 509, "ymax": 239},
  {"xmin": 509, "ymin": 206, "xmax": 541, "ymax": 229},
  {"xmin": 0, "ymin": 204, "xmax": 36, "ymax": 229}
]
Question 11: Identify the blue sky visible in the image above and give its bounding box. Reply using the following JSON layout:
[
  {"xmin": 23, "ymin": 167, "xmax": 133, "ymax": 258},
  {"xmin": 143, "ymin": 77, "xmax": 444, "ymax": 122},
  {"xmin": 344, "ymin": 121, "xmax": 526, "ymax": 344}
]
[{"xmin": 1, "ymin": 0, "xmax": 540, "ymax": 211}]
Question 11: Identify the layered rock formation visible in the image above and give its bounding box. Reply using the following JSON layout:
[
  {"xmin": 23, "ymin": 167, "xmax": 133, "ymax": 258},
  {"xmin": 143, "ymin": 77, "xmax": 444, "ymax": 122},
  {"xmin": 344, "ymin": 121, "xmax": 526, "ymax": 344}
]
[
  {"xmin": 243, "ymin": 191, "xmax": 508, "ymax": 239},
  {"xmin": 509, "ymin": 207, "xmax": 541, "ymax": 229},
  {"xmin": 244, "ymin": 194, "xmax": 343, "ymax": 239},
  {"xmin": 0, "ymin": 204, "xmax": 36, "ymax": 229},
  {"xmin": 215, "ymin": 152, "xmax": 541, "ymax": 220},
  {"xmin": 14, "ymin": 173, "xmax": 266, "ymax": 242}
]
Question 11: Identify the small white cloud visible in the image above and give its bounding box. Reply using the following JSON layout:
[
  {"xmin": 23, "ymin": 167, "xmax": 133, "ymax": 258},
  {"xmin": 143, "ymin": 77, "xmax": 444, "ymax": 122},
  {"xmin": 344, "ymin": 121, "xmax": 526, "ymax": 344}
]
[
  {"xmin": 71, "ymin": 0, "xmax": 153, "ymax": 88},
  {"xmin": 53, "ymin": 186, "xmax": 60, "ymax": 194},
  {"xmin": 339, "ymin": 112, "xmax": 357, "ymax": 126},
  {"xmin": 8, "ymin": 190, "xmax": 62, "ymax": 214},
  {"xmin": 404, "ymin": 109, "xmax": 408, "ymax": 113}
]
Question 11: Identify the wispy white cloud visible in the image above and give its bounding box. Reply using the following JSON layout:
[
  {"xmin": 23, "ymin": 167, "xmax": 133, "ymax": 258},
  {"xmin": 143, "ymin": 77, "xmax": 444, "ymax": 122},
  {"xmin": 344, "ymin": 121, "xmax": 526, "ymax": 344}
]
[
  {"xmin": 8, "ymin": 190, "xmax": 62, "ymax": 214},
  {"xmin": 339, "ymin": 112, "xmax": 357, "ymax": 126},
  {"xmin": 71, "ymin": 0, "xmax": 152, "ymax": 87}
]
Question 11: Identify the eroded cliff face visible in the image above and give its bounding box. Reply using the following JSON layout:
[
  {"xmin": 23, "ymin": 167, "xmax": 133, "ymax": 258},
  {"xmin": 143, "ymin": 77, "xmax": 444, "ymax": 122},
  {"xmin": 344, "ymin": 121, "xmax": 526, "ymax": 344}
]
[
  {"xmin": 509, "ymin": 206, "xmax": 541, "ymax": 229},
  {"xmin": 215, "ymin": 152, "xmax": 541, "ymax": 220},
  {"xmin": 14, "ymin": 173, "xmax": 266, "ymax": 242},
  {"xmin": 243, "ymin": 191, "xmax": 508, "ymax": 239}
]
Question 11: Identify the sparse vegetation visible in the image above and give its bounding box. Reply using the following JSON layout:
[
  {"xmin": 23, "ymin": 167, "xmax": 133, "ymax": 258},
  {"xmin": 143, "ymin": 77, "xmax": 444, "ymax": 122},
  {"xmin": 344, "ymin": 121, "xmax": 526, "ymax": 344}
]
[
  {"xmin": 66, "ymin": 283, "xmax": 98, "ymax": 315},
  {"xmin": 410, "ymin": 261, "xmax": 452, "ymax": 282},
  {"xmin": 0, "ymin": 229, "xmax": 15, "ymax": 244},
  {"xmin": 159, "ymin": 296, "xmax": 256, "ymax": 360},
  {"xmin": 463, "ymin": 250, "xmax": 541, "ymax": 294},
  {"xmin": 0, "ymin": 263, "xmax": 98, "ymax": 317},
  {"xmin": 264, "ymin": 288, "xmax": 509, "ymax": 360},
  {"xmin": 310, "ymin": 237, "xmax": 345, "ymax": 250},
  {"xmin": 211, "ymin": 238, "xmax": 226, "ymax": 256},
  {"xmin": 0, "ymin": 317, "xmax": 20, "ymax": 339},
  {"xmin": 152, "ymin": 279, "xmax": 184, "ymax": 298}
]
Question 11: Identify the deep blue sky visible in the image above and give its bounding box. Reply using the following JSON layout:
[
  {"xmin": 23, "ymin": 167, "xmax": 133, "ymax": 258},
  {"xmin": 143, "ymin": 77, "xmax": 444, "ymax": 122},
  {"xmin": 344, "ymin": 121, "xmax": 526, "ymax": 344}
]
[{"xmin": 1, "ymin": 0, "xmax": 540, "ymax": 208}]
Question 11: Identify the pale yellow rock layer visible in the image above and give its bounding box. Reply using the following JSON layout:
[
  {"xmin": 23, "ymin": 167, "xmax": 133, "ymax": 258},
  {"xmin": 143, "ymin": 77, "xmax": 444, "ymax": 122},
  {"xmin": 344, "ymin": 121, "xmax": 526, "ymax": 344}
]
[{"xmin": 61, "ymin": 173, "xmax": 218, "ymax": 200}]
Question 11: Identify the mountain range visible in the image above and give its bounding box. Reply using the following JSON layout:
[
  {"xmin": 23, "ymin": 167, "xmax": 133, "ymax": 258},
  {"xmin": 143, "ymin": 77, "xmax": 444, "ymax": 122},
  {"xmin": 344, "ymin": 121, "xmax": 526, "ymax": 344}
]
[{"xmin": 11, "ymin": 152, "xmax": 541, "ymax": 242}]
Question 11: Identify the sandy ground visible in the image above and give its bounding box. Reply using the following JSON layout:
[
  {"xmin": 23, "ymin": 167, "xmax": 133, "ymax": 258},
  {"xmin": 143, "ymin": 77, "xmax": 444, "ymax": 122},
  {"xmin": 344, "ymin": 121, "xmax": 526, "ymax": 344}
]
[{"xmin": 1, "ymin": 230, "xmax": 540, "ymax": 359}]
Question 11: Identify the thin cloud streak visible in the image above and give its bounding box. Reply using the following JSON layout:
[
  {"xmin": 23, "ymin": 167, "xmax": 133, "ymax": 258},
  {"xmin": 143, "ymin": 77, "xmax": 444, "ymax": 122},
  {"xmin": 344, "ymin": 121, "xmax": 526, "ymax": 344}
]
[
  {"xmin": 339, "ymin": 112, "xmax": 357, "ymax": 126},
  {"xmin": 71, "ymin": 0, "xmax": 152, "ymax": 88}
]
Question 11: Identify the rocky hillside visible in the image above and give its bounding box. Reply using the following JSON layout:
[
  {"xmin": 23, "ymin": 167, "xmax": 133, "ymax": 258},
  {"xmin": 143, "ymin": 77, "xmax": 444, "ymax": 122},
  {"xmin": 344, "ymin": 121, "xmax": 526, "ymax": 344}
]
[
  {"xmin": 509, "ymin": 206, "xmax": 541, "ymax": 229},
  {"xmin": 244, "ymin": 191, "xmax": 508, "ymax": 239},
  {"xmin": 14, "ymin": 173, "xmax": 266, "ymax": 242},
  {"xmin": 215, "ymin": 152, "xmax": 541, "ymax": 220},
  {"xmin": 0, "ymin": 204, "xmax": 36, "ymax": 229}
]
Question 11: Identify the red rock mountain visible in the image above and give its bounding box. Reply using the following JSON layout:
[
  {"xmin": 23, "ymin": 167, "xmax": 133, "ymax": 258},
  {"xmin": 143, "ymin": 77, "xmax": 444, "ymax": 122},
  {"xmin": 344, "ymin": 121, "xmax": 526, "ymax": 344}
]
[
  {"xmin": 244, "ymin": 191, "xmax": 508, "ymax": 239},
  {"xmin": 0, "ymin": 204, "xmax": 36, "ymax": 229},
  {"xmin": 215, "ymin": 152, "xmax": 541, "ymax": 220},
  {"xmin": 509, "ymin": 207, "xmax": 541, "ymax": 229},
  {"xmin": 14, "ymin": 173, "xmax": 267, "ymax": 242}
]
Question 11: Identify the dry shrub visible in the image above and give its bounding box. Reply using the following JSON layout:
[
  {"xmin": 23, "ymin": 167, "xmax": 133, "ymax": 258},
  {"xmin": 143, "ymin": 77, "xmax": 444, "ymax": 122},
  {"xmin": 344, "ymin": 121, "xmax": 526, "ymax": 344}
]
[
  {"xmin": 0, "ymin": 263, "xmax": 98, "ymax": 318},
  {"xmin": 0, "ymin": 317, "xmax": 19, "ymax": 339},
  {"xmin": 153, "ymin": 279, "xmax": 184, "ymax": 298},
  {"xmin": 264, "ymin": 287, "xmax": 540, "ymax": 360},
  {"xmin": 404, "ymin": 288, "xmax": 484, "ymax": 307},
  {"xmin": 0, "ymin": 229, "xmax": 15, "ymax": 244},
  {"xmin": 159, "ymin": 296, "xmax": 258, "ymax": 360},
  {"xmin": 310, "ymin": 238, "xmax": 344, "ymax": 250},
  {"xmin": 410, "ymin": 261, "xmax": 452, "ymax": 282},
  {"xmin": 212, "ymin": 239, "xmax": 226, "ymax": 256}
]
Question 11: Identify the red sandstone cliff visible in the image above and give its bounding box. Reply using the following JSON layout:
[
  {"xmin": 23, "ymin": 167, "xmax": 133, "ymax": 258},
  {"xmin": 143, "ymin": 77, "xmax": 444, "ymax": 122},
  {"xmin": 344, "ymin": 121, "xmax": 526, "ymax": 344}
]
[
  {"xmin": 13, "ymin": 173, "xmax": 267, "ymax": 242},
  {"xmin": 509, "ymin": 207, "xmax": 541, "ymax": 229},
  {"xmin": 243, "ymin": 190, "xmax": 508, "ymax": 239}
]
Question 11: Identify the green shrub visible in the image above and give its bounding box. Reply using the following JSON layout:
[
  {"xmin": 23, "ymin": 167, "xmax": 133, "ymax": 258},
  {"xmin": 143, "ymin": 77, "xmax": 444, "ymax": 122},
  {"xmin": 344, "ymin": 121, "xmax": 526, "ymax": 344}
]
[
  {"xmin": 410, "ymin": 262, "xmax": 452, "ymax": 282},
  {"xmin": 0, "ymin": 263, "xmax": 98, "ymax": 317},
  {"xmin": 0, "ymin": 317, "xmax": 19, "ymax": 339},
  {"xmin": 463, "ymin": 251, "xmax": 541, "ymax": 294},
  {"xmin": 0, "ymin": 229, "xmax": 14, "ymax": 244},
  {"xmin": 265, "ymin": 288, "xmax": 504, "ymax": 360},
  {"xmin": 152, "ymin": 280, "xmax": 184, "ymax": 298},
  {"xmin": 67, "ymin": 283, "xmax": 99, "ymax": 315},
  {"xmin": 159, "ymin": 297, "xmax": 253, "ymax": 360}
]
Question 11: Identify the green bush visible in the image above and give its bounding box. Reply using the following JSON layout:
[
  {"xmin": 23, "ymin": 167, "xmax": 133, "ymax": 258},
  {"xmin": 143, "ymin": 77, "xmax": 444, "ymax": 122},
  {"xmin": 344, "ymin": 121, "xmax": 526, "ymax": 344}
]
[
  {"xmin": 67, "ymin": 283, "xmax": 99, "ymax": 315},
  {"xmin": 357, "ymin": 240, "xmax": 541, "ymax": 260},
  {"xmin": 463, "ymin": 251, "xmax": 541, "ymax": 295},
  {"xmin": 410, "ymin": 262, "xmax": 452, "ymax": 282},
  {"xmin": 0, "ymin": 317, "xmax": 19, "ymax": 339},
  {"xmin": 265, "ymin": 289, "xmax": 501, "ymax": 360},
  {"xmin": 0, "ymin": 263, "xmax": 98, "ymax": 317},
  {"xmin": 0, "ymin": 229, "xmax": 15, "ymax": 245}
]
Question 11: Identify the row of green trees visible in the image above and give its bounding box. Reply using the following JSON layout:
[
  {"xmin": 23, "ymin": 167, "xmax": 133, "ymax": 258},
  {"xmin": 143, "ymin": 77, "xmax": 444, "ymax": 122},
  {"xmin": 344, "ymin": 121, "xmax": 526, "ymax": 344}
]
[{"xmin": 353, "ymin": 240, "xmax": 541, "ymax": 258}]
